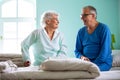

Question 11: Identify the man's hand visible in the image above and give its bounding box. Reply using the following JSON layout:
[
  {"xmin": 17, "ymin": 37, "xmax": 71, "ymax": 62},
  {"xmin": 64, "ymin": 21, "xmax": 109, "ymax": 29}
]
[
  {"xmin": 81, "ymin": 56, "xmax": 90, "ymax": 61},
  {"xmin": 24, "ymin": 61, "xmax": 31, "ymax": 67}
]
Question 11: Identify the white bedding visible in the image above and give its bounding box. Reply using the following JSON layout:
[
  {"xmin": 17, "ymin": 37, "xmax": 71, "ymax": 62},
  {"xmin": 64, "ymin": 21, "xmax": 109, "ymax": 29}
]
[
  {"xmin": 1, "ymin": 50, "xmax": 120, "ymax": 80},
  {"xmin": 1, "ymin": 58, "xmax": 120, "ymax": 80},
  {"xmin": 40, "ymin": 58, "xmax": 100, "ymax": 71},
  {"xmin": 0, "ymin": 60, "xmax": 17, "ymax": 73},
  {"xmin": 96, "ymin": 70, "xmax": 120, "ymax": 80},
  {"xmin": 1, "ymin": 66, "xmax": 99, "ymax": 80},
  {"xmin": 1, "ymin": 58, "xmax": 100, "ymax": 80},
  {"xmin": 1, "ymin": 66, "xmax": 120, "ymax": 80}
]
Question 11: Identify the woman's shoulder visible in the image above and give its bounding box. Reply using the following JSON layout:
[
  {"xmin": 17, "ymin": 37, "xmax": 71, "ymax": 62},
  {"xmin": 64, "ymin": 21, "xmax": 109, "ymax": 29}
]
[{"xmin": 32, "ymin": 27, "xmax": 43, "ymax": 33}]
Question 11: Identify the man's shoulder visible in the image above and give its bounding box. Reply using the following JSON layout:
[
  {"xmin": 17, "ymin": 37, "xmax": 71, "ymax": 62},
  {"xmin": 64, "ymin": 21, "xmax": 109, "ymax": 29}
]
[
  {"xmin": 78, "ymin": 26, "xmax": 86, "ymax": 33},
  {"xmin": 98, "ymin": 22, "xmax": 109, "ymax": 29},
  {"xmin": 98, "ymin": 22, "xmax": 111, "ymax": 33},
  {"xmin": 99, "ymin": 22, "xmax": 108, "ymax": 27}
]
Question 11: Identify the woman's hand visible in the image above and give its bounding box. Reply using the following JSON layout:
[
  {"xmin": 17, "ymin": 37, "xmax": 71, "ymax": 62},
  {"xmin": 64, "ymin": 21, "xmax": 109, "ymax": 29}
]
[{"xmin": 24, "ymin": 61, "xmax": 31, "ymax": 67}]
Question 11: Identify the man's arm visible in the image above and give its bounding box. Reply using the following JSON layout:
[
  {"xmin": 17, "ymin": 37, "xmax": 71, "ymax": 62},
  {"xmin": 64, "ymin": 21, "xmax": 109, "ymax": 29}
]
[
  {"xmin": 75, "ymin": 31, "xmax": 83, "ymax": 58},
  {"xmin": 93, "ymin": 25, "xmax": 111, "ymax": 64}
]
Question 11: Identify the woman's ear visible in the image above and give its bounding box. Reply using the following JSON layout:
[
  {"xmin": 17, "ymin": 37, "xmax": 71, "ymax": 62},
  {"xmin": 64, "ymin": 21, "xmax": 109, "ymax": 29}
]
[{"xmin": 45, "ymin": 19, "xmax": 50, "ymax": 25}]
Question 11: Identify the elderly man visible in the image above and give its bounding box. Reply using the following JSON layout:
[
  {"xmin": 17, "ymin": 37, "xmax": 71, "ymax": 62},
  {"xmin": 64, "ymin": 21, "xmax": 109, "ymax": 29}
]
[{"xmin": 75, "ymin": 5, "xmax": 112, "ymax": 71}]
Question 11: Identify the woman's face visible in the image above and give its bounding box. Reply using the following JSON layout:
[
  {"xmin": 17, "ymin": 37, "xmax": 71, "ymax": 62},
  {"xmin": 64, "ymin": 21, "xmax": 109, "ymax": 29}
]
[{"xmin": 47, "ymin": 15, "xmax": 59, "ymax": 30}]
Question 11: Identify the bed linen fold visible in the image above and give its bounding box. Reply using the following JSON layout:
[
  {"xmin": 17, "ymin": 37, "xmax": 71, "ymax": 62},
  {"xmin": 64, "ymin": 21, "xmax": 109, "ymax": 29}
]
[
  {"xmin": 1, "ymin": 58, "xmax": 100, "ymax": 80},
  {"xmin": 40, "ymin": 58, "xmax": 100, "ymax": 79},
  {"xmin": 0, "ymin": 60, "xmax": 17, "ymax": 73},
  {"xmin": 1, "ymin": 66, "xmax": 120, "ymax": 80},
  {"xmin": 1, "ymin": 66, "xmax": 99, "ymax": 80}
]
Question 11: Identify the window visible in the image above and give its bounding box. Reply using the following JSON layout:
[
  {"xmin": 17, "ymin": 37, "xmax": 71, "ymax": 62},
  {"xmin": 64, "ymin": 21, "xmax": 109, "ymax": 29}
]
[{"xmin": 0, "ymin": 0, "xmax": 36, "ymax": 53}]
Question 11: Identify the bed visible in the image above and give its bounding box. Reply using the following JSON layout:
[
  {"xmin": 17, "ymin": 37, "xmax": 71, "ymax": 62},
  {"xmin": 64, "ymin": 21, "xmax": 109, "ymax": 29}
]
[{"xmin": 0, "ymin": 50, "xmax": 120, "ymax": 80}]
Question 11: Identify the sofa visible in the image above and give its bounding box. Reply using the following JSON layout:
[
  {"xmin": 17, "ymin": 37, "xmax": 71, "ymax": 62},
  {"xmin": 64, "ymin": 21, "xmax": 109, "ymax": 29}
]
[{"xmin": 0, "ymin": 50, "xmax": 120, "ymax": 80}]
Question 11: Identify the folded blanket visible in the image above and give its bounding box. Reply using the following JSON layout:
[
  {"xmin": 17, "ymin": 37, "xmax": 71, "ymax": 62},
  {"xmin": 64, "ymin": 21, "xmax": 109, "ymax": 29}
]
[
  {"xmin": 40, "ymin": 58, "xmax": 100, "ymax": 78},
  {"xmin": 0, "ymin": 60, "xmax": 17, "ymax": 73},
  {"xmin": 41, "ymin": 58, "xmax": 99, "ymax": 71},
  {"xmin": 1, "ymin": 66, "xmax": 99, "ymax": 80}
]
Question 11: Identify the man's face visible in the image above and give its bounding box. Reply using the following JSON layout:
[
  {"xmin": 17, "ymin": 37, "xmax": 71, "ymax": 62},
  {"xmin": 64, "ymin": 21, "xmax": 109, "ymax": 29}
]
[{"xmin": 80, "ymin": 8, "xmax": 93, "ymax": 26}]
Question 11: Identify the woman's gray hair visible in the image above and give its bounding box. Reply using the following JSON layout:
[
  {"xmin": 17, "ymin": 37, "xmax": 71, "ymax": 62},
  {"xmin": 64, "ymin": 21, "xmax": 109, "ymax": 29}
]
[
  {"xmin": 40, "ymin": 10, "xmax": 59, "ymax": 27},
  {"xmin": 83, "ymin": 5, "xmax": 97, "ymax": 19}
]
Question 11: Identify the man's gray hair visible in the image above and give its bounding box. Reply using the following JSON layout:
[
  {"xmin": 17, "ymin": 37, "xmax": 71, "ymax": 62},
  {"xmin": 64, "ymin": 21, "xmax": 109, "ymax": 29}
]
[
  {"xmin": 40, "ymin": 10, "xmax": 59, "ymax": 27},
  {"xmin": 83, "ymin": 5, "xmax": 97, "ymax": 18}
]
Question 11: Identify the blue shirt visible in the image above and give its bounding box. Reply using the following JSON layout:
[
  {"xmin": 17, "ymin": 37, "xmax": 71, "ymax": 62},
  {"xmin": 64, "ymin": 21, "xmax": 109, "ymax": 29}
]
[
  {"xmin": 21, "ymin": 27, "xmax": 67, "ymax": 66},
  {"xmin": 75, "ymin": 23, "xmax": 113, "ymax": 71}
]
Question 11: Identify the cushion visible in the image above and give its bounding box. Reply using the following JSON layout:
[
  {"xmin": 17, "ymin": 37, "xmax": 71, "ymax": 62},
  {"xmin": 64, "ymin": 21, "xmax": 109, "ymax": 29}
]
[{"xmin": 112, "ymin": 50, "xmax": 120, "ymax": 67}]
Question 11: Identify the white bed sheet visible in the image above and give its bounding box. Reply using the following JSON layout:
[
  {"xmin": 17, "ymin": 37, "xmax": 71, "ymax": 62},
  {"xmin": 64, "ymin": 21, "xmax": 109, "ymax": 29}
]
[
  {"xmin": 96, "ymin": 71, "xmax": 120, "ymax": 80},
  {"xmin": 1, "ymin": 66, "xmax": 120, "ymax": 80}
]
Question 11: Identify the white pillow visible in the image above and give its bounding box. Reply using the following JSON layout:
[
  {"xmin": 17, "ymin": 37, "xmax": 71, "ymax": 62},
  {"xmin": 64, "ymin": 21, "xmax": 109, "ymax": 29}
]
[
  {"xmin": 40, "ymin": 58, "xmax": 100, "ymax": 73},
  {"xmin": 0, "ymin": 60, "xmax": 17, "ymax": 73},
  {"xmin": 112, "ymin": 50, "xmax": 120, "ymax": 67}
]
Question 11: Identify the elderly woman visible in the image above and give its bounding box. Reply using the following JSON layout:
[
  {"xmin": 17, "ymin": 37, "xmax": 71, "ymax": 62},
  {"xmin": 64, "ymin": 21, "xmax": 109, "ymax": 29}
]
[{"xmin": 21, "ymin": 10, "xmax": 67, "ymax": 66}]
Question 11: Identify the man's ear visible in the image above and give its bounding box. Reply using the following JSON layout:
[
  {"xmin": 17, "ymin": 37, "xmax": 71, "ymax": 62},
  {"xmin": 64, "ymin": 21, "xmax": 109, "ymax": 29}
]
[{"xmin": 92, "ymin": 14, "xmax": 96, "ymax": 19}]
